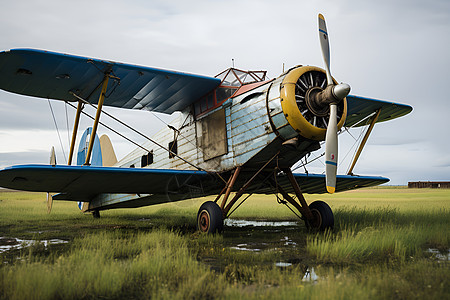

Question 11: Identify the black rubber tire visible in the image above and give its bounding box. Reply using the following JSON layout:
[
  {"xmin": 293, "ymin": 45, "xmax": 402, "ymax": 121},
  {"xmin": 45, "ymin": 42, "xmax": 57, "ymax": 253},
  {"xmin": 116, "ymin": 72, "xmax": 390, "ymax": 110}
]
[
  {"xmin": 197, "ymin": 201, "xmax": 223, "ymax": 234},
  {"xmin": 306, "ymin": 200, "xmax": 334, "ymax": 231},
  {"xmin": 92, "ymin": 210, "xmax": 100, "ymax": 219}
]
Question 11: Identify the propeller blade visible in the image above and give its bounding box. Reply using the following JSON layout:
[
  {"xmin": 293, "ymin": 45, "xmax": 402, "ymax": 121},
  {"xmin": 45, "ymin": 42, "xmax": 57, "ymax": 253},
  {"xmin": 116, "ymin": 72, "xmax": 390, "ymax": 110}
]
[
  {"xmin": 50, "ymin": 146, "xmax": 56, "ymax": 166},
  {"xmin": 318, "ymin": 13, "xmax": 333, "ymax": 86},
  {"xmin": 47, "ymin": 193, "xmax": 53, "ymax": 214},
  {"xmin": 325, "ymin": 103, "xmax": 338, "ymax": 193},
  {"xmin": 47, "ymin": 146, "xmax": 56, "ymax": 213}
]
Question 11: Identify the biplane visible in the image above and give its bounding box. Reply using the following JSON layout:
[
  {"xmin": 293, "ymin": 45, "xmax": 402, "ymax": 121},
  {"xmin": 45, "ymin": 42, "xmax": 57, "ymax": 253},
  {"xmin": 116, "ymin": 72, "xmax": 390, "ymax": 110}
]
[{"xmin": 0, "ymin": 15, "xmax": 411, "ymax": 233}]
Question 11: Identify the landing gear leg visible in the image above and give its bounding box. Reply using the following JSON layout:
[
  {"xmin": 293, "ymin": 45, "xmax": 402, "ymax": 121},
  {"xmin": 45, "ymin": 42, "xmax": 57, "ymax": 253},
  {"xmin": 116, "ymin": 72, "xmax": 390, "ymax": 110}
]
[
  {"xmin": 274, "ymin": 169, "xmax": 334, "ymax": 231},
  {"xmin": 92, "ymin": 210, "xmax": 100, "ymax": 219}
]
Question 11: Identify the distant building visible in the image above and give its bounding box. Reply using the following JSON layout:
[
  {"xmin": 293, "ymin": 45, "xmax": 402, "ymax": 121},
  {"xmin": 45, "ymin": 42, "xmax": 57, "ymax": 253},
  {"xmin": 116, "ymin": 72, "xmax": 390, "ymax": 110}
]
[{"xmin": 408, "ymin": 181, "xmax": 450, "ymax": 189}]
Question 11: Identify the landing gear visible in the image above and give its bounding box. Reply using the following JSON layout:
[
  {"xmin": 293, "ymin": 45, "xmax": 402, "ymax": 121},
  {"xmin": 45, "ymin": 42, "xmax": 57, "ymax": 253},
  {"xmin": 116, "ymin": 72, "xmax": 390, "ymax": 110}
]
[
  {"xmin": 197, "ymin": 201, "xmax": 223, "ymax": 234},
  {"xmin": 199, "ymin": 161, "xmax": 335, "ymax": 234},
  {"xmin": 306, "ymin": 200, "xmax": 334, "ymax": 230},
  {"xmin": 92, "ymin": 210, "xmax": 100, "ymax": 219}
]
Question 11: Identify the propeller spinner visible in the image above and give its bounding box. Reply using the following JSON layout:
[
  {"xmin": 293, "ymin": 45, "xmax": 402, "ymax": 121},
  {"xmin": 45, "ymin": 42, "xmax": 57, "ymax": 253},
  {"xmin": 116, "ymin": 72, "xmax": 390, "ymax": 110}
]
[{"xmin": 317, "ymin": 14, "xmax": 351, "ymax": 193}]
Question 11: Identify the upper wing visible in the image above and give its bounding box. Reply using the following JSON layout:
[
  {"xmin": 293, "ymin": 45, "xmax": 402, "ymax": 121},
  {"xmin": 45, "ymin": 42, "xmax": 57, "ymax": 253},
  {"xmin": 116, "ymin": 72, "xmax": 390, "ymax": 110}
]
[
  {"xmin": 0, "ymin": 49, "xmax": 221, "ymax": 114},
  {"xmin": 0, "ymin": 164, "xmax": 211, "ymax": 201},
  {"xmin": 345, "ymin": 95, "xmax": 413, "ymax": 127}
]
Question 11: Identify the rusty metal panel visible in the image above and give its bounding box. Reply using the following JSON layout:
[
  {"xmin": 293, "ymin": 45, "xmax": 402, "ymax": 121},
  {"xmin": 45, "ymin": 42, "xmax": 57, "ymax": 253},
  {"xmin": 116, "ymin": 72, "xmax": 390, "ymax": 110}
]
[
  {"xmin": 234, "ymin": 132, "xmax": 274, "ymax": 156},
  {"xmin": 201, "ymin": 108, "xmax": 228, "ymax": 160}
]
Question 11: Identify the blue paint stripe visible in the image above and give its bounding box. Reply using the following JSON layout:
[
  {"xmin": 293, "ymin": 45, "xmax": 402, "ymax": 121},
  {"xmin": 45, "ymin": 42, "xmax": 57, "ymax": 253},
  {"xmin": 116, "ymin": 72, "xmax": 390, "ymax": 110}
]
[
  {"xmin": 326, "ymin": 160, "xmax": 337, "ymax": 166},
  {"xmin": 2, "ymin": 164, "xmax": 209, "ymax": 176},
  {"xmin": 319, "ymin": 29, "xmax": 328, "ymax": 35}
]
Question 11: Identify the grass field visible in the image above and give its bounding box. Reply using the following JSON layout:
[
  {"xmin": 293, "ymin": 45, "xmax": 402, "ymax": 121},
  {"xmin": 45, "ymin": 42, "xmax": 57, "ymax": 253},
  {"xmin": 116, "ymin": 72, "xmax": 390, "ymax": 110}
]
[{"xmin": 0, "ymin": 187, "xmax": 449, "ymax": 299}]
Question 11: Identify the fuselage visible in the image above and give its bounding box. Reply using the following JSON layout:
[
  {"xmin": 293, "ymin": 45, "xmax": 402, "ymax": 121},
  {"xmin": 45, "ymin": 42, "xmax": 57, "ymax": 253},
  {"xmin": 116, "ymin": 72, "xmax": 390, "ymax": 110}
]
[{"xmin": 115, "ymin": 66, "xmax": 340, "ymax": 174}]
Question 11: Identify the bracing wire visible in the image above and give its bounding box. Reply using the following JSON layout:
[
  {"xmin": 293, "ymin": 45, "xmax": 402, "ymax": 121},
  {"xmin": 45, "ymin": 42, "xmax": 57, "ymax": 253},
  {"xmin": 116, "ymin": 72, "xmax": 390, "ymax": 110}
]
[
  {"xmin": 66, "ymin": 99, "xmax": 206, "ymax": 172},
  {"xmin": 343, "ymin": 118, "xmax": 375, "ymax": 175},
  {"xmin": 47, "ymin": 99, "xmax": 67, "ymax": 163},
  {"xmin": 339, "ymin": 125, "xmax": 366, "ymax": 168},
  {"xmin": 65, "ymin": 101, "xmax": 70, "ymax": 147},
  {"xmin": 66, "ymin": 102, "xmax": 155, "ymax": 156},
  {"xmin": 150, "ymin": 110, "xmax": 214, "ymax": 161}
]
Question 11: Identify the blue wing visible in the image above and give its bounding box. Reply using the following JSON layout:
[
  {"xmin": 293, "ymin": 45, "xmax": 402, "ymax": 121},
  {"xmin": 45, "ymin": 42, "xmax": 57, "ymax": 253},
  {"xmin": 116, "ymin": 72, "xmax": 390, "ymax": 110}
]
[
  {"xmin": 291, "ymin": 173, "xmax": 388, "ymax": 193},
  {"xmin": 345, "ymin": 95, "xmax": 412, "ymax": 127},
  {"xmin": 0, "ymin": 49, "xmax": 221, "ymax": 114},
  {"xmin": 0, "ymin": 164, "xmax": 387, "ymax": 202},
  {"xmin": 0, "ymin": 165, "xmax": 210, "ymax": 197}
]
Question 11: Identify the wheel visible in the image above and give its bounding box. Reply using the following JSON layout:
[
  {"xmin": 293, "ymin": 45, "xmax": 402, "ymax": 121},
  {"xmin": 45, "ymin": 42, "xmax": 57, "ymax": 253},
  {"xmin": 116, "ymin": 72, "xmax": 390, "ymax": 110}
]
[
  {"xmin": 92, "ymin": 210, "xmax": 100, "ymax": 219},
  {"xmin": 197, "ymin": 201, "xmax": 223, "ymax": 234},
  {"xmin": 306, "ymin": 200, "xmax": 334, "ymax": 230}
]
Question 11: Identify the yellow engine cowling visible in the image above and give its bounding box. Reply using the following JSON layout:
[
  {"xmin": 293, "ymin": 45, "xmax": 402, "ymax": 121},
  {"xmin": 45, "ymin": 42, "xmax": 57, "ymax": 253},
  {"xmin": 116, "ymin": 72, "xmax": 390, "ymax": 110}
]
[{"xmin": 274, "ymin": 66, "xmax": 347, "ymax": 141}]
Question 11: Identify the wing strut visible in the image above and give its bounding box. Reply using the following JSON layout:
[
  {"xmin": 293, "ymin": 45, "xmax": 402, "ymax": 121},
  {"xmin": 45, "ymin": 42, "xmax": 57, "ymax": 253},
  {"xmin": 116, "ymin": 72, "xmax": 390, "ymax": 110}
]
[
  {"xmin": 347, "ymin": 108, "xmax": 381, "ymax": 175},
  {"xmin": 84, "ymin": 75, "xmax": 110, "ymax": 166},
  {"xmin": 67, "ymin": 100, "xmax": 83, "ymax": 165}
]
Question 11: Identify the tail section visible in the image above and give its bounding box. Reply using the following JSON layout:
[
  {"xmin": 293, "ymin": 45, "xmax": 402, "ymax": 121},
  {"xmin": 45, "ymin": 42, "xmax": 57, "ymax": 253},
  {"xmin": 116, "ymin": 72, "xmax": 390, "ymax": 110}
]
[
  {"xmin": 99, "ymin": 134, "xmax": 118, "ymax": 167},
  {"xmin": 76, "ymin": 127, "xmax": 102, "ymax": 166},
  {"xmin": 76, "ymin": 128, "xmax": 117, "ymax": 212}
]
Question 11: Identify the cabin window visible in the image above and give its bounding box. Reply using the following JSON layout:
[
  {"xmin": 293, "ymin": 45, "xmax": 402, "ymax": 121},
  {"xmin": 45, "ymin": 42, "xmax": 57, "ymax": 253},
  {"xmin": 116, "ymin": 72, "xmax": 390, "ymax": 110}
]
[
  {"xmin": 193, "ymin": 68, "xmax": 267, "ymax": 117},
  {"xmin": 169, "ymin": 141, "xmax": 177, "ymax": 158},
  {"xmin": 141, "ymin": 152, "xmax": 154, "ymax": 167},
  {"xmin": 207, "ymin": 93, "xmax": 214, "ymax": 109},
  {"xmin": 216, "ymin": 87, "xmax": 235, "ymax": 103},
  {"xmin": 194, "ymin": 87, "xmax": 237, "ymax": 117}
]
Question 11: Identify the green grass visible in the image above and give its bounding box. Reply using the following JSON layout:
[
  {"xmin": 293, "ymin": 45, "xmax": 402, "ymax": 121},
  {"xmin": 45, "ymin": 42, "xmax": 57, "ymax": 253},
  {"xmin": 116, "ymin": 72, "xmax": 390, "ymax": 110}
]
[{"xmin": 0, "ymin": 188, "xmax": 449, "ymax": 299}]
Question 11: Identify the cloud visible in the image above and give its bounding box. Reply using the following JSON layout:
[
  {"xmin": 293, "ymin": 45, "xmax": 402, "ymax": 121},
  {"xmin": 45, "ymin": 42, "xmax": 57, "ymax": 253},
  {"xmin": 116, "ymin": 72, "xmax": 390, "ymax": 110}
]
[{"xmin": 0, "ymin": 0, "xmax": 449, "ymax": 185}]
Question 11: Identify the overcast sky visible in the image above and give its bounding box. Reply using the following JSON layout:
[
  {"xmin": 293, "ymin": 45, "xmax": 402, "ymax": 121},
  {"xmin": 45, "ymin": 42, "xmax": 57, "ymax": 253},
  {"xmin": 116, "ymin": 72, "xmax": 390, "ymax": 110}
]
[{"xmin": 0, "ymin": 0, "xmax": 449, "ymax": 185}]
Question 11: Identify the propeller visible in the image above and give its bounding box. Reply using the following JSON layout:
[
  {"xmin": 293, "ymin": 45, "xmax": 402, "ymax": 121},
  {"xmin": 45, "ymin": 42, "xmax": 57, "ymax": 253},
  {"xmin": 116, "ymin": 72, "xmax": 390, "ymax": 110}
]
[
  {"xmin": 318, "ymin": 14, "xmax": 351, "ymax": 193},
  {"xmin": 47, "ymin": 146, "xmax": 56, "ymax": 213}
]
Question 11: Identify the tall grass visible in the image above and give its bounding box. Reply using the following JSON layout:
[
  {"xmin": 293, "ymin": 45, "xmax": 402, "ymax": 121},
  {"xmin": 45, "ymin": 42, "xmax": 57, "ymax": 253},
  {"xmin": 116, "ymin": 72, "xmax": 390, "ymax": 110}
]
[
  {"xmin": 0, "ymin": 230, "xmax": 229, "ymax": 299},
  {"xmin": 0, "ymin": 188, "xmax": 449, "ymax": 299},
  {"xmin": 307, "ymin": 206, "xmax": 449, "ymax": 264}
]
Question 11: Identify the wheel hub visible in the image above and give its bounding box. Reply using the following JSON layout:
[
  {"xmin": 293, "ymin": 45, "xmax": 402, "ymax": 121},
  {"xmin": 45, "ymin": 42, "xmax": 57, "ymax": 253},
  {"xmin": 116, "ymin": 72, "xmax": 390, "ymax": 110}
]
[
  {"xmin": 309, "ymin": 208, "xmax": 322, "ymax": 229},
  {"xmin": 198, "ymin": 211, "xmax": 210, "ymax": 232}
]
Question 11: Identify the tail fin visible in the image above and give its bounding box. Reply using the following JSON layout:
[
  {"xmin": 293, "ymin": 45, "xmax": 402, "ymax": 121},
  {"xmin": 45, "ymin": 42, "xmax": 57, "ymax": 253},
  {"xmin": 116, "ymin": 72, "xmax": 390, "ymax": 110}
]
[
  {"xmin": 76, "ymin": 128, "xmax": 117, "ymax": 166},
  {"xmin": 99, "ymin": 135, "xmax": 118, "ymax": 166},
  {"xmin": 76, "ymin": 127, "xmax": 102, "ymax": 166},
  {"xmin": 76, "ymin": 128, "xmax": 117, "ymax": 212}
]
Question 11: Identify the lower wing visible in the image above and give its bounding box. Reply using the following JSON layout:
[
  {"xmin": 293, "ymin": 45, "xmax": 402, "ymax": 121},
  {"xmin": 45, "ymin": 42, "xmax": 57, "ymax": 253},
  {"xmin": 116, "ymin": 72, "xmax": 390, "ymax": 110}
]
[{"xmin": 0, "ymin": 165, "xmax": 388, "ymax": 203}]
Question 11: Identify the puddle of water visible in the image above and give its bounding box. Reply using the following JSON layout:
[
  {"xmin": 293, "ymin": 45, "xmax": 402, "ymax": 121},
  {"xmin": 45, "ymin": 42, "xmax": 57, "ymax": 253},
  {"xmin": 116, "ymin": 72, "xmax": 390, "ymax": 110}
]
[
  {"xmin": 230, "ymin": 242, "xmax": 270, "ymax": 252},
  {"xmin": 302, "ymin": 267, "xmax": 319, "ymax": 282},
  {"xmin": 223, "ymin": 219, "xmax": 302, "ymax": 255},
  {"xmin": 282, "ymin": 236, "xmax": 297, "ymax": 246},
  {"xmin": 26, "ymin": 230, "xmax": 60, "ymax": 235},
  {"xmin": 0, "ymin": 237, "xmax": 68, "ymax": 253},
  {"xmin": 138, "ymin": 218, "xmax": 152, "ymax": 222},
  {"xmin": 427, "ymin": 248, "xmax": 450, "ymax": 261},
  {"xmin": 224, "ymin": 219, "xmax": 298, "ymax": 227},
  {"xmin": 275, "ymin": 262, "xmax": 292, "ymax": 267}
]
